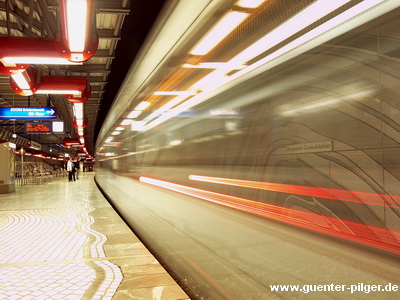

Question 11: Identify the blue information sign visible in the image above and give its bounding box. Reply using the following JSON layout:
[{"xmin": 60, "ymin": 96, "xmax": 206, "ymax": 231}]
[{"xmin": 0, "ymin": 107, "xmax": 57, "ymax": 119}]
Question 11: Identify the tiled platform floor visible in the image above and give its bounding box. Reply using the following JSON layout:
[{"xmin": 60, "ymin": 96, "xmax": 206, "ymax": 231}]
[{"xmin": 0, "ymin": 172, "xmax": 189, "ymax": 300}]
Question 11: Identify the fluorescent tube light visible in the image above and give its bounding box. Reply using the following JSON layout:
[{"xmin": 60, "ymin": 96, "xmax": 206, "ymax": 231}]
[
  {"xmin": 73, "ymin": 103, "xmax": 84, "ymax": 119},
  {"xmin": 190, "ymin": 11, "xmax": 249, "ymax": 55},
  {"xmin": 3, "ymin": 57, "xmax": 80, "ymax": 65},
  {"xmin": 36, "ymin": 90, "xmax": 81, "ymax": 94},
  {"xmin": 79, "ymin": 138, "xmax": 85, "ymax": 143},
  {"xmin": 66, "ymin": 0, "xmax": 88, "ymax": 53},
  {"xmin": 11, "ymin": 73, "xmax": 31, "ymax": 90},
  {"xmin": 76, "ymin": 119, "xmax": 83, "ymax": 126},
  {"xmin": 111, "ymin": 131, "xmax": 121, "ymax": 135}
]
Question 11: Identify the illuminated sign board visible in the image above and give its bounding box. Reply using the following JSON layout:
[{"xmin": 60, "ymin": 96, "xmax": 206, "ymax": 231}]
[
  {"xmin": 0, "ymin": 107, "xmax": 57, "ymax": 119},
  {"xmin": 24, "ymin": 121, "xmax": 65, "ymax": 134},
  {"xmin": 25, "ymin": 122, "xmax": 52, "ymax": 133},
  {"xmin": 52, "ymin": 121, "xmax": 64, "ymax": 133}
]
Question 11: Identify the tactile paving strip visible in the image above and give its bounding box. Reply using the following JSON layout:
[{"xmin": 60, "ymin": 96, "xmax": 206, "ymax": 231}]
[{"xmin": 0, "ymin": 201, "xmax": 122, "ymax": 299}]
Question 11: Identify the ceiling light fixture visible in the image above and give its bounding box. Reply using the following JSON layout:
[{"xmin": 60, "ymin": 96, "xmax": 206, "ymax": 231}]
[
  {"xmin": 35, "ymin": 90, "xmax": 81, "ymax": 95},
  {"xmin": 39, "ymin": 79, "xmax": 86, "ymax": 96},
  {"xmin": 8, "ymin": 67, "xmax": 36, "ymax": 96},
  {"xmin": 73, "ymin": 103, "xmax": 84, "ymax": 119},
  {"xmin": 0, "ymin": 36, "xmax": 85, "ymax": 65},
  {"xmin": 66, "ymin": 0, "xmax": 88, "ymax": 53},
  {"xmin": 10, "ymin": 73, "xmax": 31, "ymax": 90},
  {"xmin": 3, "ymin": 57, "xmax": 79, "ymax": 65},
  {"xmin": 56, "ymin": 0, "xmax": 98, "ymax": 62}
]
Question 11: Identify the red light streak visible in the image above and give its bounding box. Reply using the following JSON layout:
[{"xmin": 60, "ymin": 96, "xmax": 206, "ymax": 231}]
[
  {"xmin": 189, "ymin": 175, "xmax": 400, "ymax": 208},
  {"xmin": 139, "ymin": 176, "xmax": 400, "ymax": 255},
  {"xmin": 187, "ymin": 260, "xmax": 234, "ymax": 299}
]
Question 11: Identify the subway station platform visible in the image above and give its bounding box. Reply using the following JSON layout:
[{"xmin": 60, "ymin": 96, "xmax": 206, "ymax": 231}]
[{"xmin": 0, "ymin": 172, "xmax": 189, "ymax": 300}]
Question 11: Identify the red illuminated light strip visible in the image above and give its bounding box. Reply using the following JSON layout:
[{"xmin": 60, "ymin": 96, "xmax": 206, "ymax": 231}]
[
  {"xmin": 139, "ymin": 176, "xmax": 400, "ymax": 255},
  {"xmin": 189, "ymin": 175, "xmax": 400, "ymax": 208}
]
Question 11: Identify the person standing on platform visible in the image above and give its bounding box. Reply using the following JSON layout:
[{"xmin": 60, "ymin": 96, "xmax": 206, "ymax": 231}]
[
  {"xmin": 66, "ymin": 157, "xmax": 75, "ymax": 182},
  {"xmin": 74, "ymin": 158, "xmax": 81, "ymax": 180}
]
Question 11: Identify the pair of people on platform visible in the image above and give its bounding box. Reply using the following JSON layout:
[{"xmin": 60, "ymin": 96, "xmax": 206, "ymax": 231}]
[{"xmin": 66, "ymin": 157, "xmax": 81, "ymax": 181}]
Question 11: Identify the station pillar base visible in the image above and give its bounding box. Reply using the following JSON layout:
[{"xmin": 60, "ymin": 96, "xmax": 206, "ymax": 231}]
[{"xmin": 0, "ymin": 183, "xmax": 15, "ymax": 194}]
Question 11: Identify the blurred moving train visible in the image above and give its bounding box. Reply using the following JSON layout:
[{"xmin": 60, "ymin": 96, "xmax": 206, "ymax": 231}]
[{"xmin": 95, "ymin": 0, "xmax": 400, "ymax": 298}]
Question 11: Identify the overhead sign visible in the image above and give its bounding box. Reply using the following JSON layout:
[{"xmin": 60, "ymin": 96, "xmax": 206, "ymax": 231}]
[
  {"xmin": 25, "ymin": 121, "xmax": 52, "ymax": 133},
  {"xmin": 27, "ymin": 140, "xmax": 41, "ymax": 150},
  {"xmin": 24, "ymin": 121, "xmax": 65, "ymax": 134},
  {"xmin": 0, "ymin": 107, "xmax": 57, "ymax": 119},
  {"xmin": 52, "ymin": 121, "xmax": 64, "ymax": 133}
]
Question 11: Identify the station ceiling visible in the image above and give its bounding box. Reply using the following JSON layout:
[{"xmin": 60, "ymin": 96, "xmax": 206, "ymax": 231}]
[{"xmin": 0, "ymin": 0, "xmax": 130, "ymax": 156}]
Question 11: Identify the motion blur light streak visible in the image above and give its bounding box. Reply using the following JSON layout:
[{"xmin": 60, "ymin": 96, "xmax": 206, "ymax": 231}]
[
  {"xmin": 189, "ymin": 175, "xmax": 400, "ymax": 208},
  {"xmin": 190, "ymin": 11, "xmax": 249, "ymax": 56},
  {"xmin": 236, "ymin": 0, "xmax": 266, "ymax": 9},
  {"xmin": 231, "ymin": 0, "xmax": 391, "ymax": 81},
  {"xmin": 141, "ymin": 0, "xmax": 383, "ymax": 132},
  {"xmin": 187, "ymin": 260, "xmax": 234, "ymax": 300},
  {"xmin": 230, "ymin": 0, "xmax": 351, "ymax": 66},
  {"xmin": 139, "ymin": 177, "xmax": 400, "ymax": 255}
]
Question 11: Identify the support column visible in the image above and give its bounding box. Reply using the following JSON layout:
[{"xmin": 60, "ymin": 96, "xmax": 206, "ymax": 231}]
[{"xmin": 0, "ymin": 142, "xmax": 16, "ymax": 193}]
